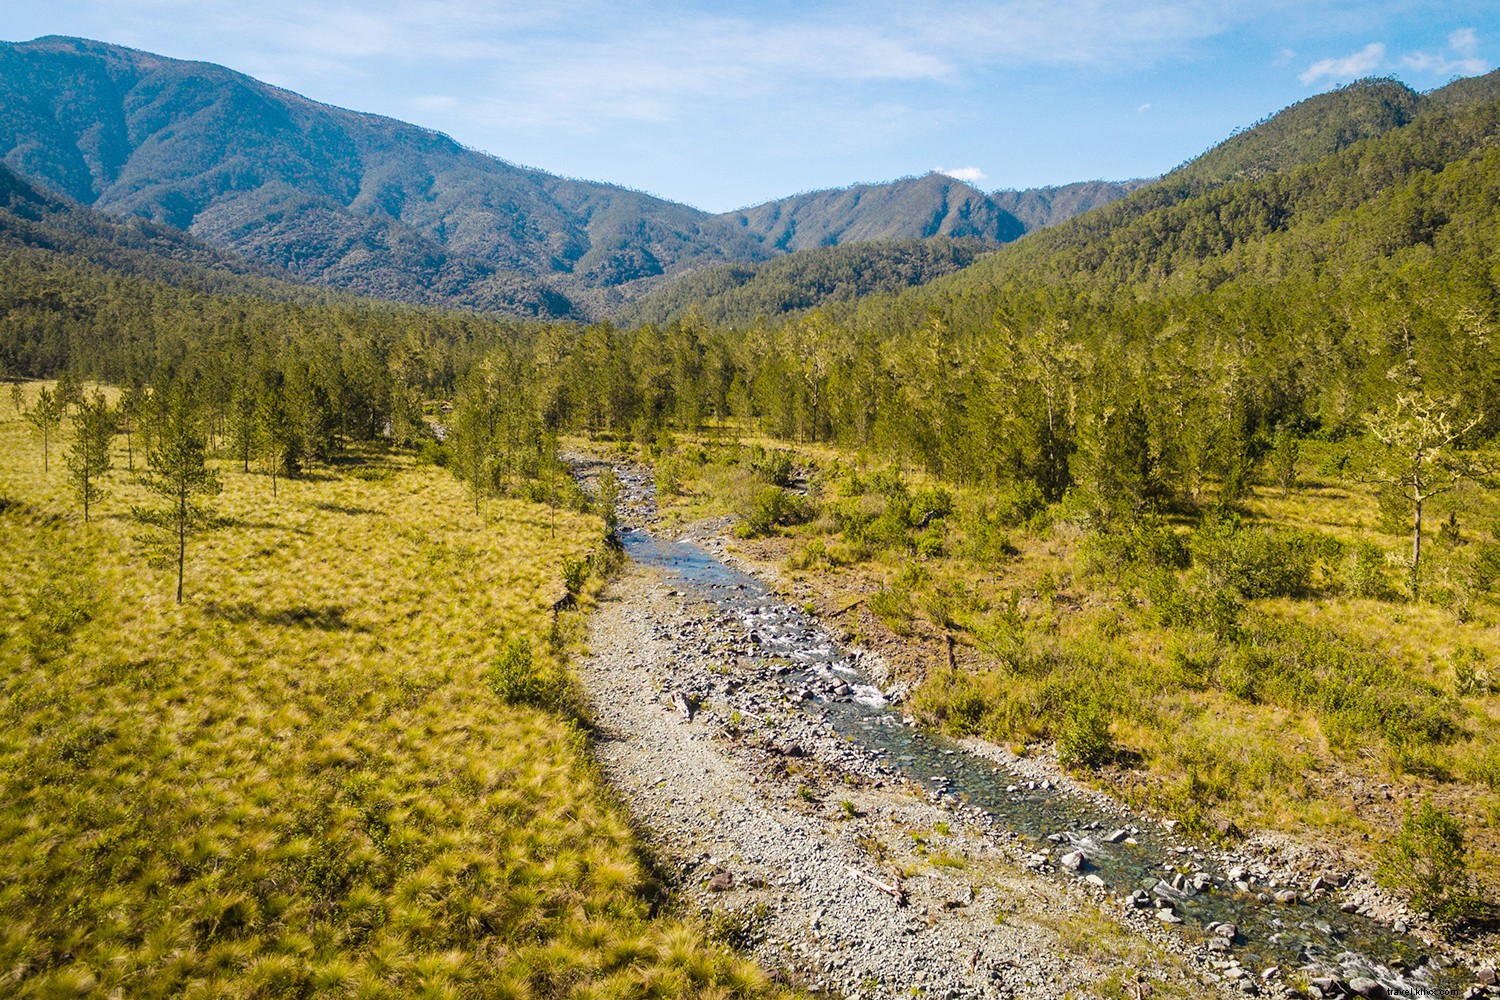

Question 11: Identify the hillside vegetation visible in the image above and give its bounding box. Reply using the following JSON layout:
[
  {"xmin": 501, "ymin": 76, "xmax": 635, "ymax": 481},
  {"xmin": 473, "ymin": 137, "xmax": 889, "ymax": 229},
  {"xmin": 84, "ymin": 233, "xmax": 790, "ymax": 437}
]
[{"xmin": 620, "ymin": 237, "xmax": 991, "ymax": 328}]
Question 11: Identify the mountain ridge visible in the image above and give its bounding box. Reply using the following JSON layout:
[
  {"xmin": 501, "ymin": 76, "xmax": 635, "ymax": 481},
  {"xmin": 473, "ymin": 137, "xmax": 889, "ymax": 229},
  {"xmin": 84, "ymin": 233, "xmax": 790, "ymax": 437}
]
[{"xmin": 0, "ymin": 35, "xmax": 1140, "ymax": 319}]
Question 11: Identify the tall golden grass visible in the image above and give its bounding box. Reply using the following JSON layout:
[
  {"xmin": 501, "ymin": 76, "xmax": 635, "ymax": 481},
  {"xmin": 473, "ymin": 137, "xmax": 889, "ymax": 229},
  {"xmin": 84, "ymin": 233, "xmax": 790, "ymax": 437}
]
[{"xmin": 0, "ymin": 385, "xmax": 781, "ymax": 998}]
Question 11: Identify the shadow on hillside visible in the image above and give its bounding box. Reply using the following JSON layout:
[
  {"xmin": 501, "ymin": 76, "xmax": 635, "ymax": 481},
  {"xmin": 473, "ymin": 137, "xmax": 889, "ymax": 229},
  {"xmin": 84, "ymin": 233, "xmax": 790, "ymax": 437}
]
[{"xmin": 202, "ymin": 600, "xmax": 365, "ymax": 632}]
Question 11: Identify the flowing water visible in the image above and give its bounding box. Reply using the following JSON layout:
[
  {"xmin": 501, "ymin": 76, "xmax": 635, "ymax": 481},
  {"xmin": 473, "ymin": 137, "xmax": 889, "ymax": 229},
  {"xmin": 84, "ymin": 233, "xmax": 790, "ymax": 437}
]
[{"xmin": 613, "ymin": 497, "xmax": 1471, "ymax": 999}]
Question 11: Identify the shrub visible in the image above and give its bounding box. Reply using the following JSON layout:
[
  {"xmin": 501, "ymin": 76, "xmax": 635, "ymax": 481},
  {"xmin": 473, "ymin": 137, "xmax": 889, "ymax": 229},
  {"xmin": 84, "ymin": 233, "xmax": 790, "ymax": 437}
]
[
  {"xmin": 868, "ymin": 588, "xmax": 915, "ymax": 635},
  {"xmin": 485, "ymin": 636, "xmax": 547, "ymax": 707},
  {"xmin": 1190, "ymin": 516, "xmax": 1312, "ymax": 598},
  {"xmin": 1376, "ymin": 800, "xmax": 1482, "ymax": 926},
  {"xmin": 1056, "ymin": 702, "xmax": 1116, "ymax": 771},
  {"xmin": 735, "ymin": 486, "xmax": 809, "ymax": 538},
  {"xmin": 415, "ymin": 439, "xmax": 448, "ymax": 467},
  {"xmin": 749, "ymin": 448, "xmax": 794, "ymax": 487},
  {"xmin": 1342, "ymin": 540, "xmax": 1393, "ymax": 599},
  {"xmin": 561, "ymin": 556, "xmax": 589, "ymax": 596}
]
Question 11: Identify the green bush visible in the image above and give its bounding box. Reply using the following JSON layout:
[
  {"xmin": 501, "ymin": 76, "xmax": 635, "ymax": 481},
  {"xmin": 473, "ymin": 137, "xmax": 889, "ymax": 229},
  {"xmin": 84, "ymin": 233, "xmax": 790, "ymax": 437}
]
[
  {"xmin": 485, "ymin": 637, "xmax": 547, "ymax": 707},
  {"xmin": 561, "ymin": 556, "xmax": 589, "ymax": 597},
  {"xmin": 868, "ymin": 588, "xmax": 915, "ymax": 635},
  {"xmin": 415, "ymin": 439, "xmax": 448, "ymax": 467},
  {"xmin": 1082, "ymin": 515, "xmax": 1188, "ymax": 576},
  {"xmin": 735, "ymin": 486, "xmax": 810, "ymax": 537},
  {"xmin": 749, "ymin": 447, "xmax": 794, "ymax": 487},
  {"xmin": 1376, "ymin": 799, "xmax": 1482, "ymax": 926},
  {"xmin": 1190, "ymin": 516, "xmax": 1312, "ymax": 598},
  {"xmin": 1342, "ymin": 540, "xmax": 1393, "ymax": 599},
  {"xmin": 1056, "ymin": 701, "xmax": 1116, "ymax": 771}
]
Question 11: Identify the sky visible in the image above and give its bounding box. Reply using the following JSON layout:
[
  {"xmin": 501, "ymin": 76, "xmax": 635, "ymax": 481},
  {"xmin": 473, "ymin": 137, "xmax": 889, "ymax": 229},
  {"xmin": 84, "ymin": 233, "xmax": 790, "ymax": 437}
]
[{"xmin": 2, "ymin": 1, "xmax": 1496, "ymax": 213}]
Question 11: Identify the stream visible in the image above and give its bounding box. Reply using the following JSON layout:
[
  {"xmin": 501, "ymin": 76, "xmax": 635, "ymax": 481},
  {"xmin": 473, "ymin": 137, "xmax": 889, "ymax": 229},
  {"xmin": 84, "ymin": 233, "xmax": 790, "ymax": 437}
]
[{"xmin": 609, "ymin": 470, "xmax": 1472, "ymax": 999}]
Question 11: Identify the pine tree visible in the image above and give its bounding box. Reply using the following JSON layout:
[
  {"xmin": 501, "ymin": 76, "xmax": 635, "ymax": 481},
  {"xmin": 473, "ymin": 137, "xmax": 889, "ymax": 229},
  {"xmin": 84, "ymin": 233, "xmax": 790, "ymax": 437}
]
[
  {"xmin": 135, "ymin": 386, "xmax": 222, "ymax": 604},
  {"xmin": 25, "ymin": 387, "xmax": 63, "ymax": 473},
  {"xmin": 67, "ymin": 391, "xmax": 115, "ymax": 522}
]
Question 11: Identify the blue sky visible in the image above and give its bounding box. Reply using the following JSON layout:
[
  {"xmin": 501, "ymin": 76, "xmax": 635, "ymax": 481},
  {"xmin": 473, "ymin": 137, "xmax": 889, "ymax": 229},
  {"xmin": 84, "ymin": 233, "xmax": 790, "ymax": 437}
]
[{"xmin": 2, "ymin": 1, "xmax": 1496, "ymax": 212}]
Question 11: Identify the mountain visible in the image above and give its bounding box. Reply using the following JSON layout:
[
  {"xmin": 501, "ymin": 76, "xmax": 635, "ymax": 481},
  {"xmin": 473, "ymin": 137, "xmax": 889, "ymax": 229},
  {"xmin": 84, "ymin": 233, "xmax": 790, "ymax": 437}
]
[
  {"xmin": 0, "ymin": 159, "xmax": 317, "ymax": 297},
  {"xmin": 1168, "ymin": 77, "xmax": 1423, "ymax": 188},
  {"xmin": 619, "ymin": 236, "xmax": 991, "ymax": 327},
  {"xmin": 989, "ymin": 179, "xmax": 1153, "ymax": 232},
  {"xmin": 852, "ymin": 68, "xmax": 1500, "ymax": 353},
  {"xmin": 0, "ymin": 35, "xmax": 775, "ymax": 319},
  {"xmin": 714, "ymin": 173, "xmax": 1025, "ymax": 252}
]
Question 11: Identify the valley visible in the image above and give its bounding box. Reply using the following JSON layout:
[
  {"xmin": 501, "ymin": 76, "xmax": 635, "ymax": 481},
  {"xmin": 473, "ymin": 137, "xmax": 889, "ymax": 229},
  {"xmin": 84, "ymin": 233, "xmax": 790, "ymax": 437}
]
[{"xmin": 3, "ymin": 25, "xmax": 1500, "ymax": 1000}]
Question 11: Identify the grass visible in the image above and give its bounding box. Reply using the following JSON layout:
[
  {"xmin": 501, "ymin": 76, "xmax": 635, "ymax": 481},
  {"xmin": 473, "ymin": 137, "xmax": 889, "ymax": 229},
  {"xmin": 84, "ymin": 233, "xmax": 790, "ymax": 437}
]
[
  {"xmin": 647, "ymin": 425, "xmax": 1500, "ymax": 904},
  {"xmin": 0, "ymin": 385, "xmax": 784, "ymax": 998}
]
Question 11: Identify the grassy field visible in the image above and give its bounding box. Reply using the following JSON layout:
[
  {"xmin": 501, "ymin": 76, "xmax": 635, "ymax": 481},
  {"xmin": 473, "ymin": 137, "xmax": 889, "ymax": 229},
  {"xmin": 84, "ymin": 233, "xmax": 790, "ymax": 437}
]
[
  {"xmin": 0, "ymin": 386, "xmax": 780, "ymax": 999},
  {"xmin": 646, "ymin": 428, "xmax": 1500, "ymax": 910}
]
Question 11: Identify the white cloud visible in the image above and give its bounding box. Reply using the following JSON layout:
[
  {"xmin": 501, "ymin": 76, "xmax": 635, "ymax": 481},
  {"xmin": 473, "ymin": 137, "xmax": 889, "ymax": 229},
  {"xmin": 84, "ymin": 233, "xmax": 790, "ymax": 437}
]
[
  {"xmin": 1137, "ymin": 102, "xmax": 1152, "ymax": 113},
  {"xmin": 1299, "ymin": 42, "xmax": 1386, "ymax": 84},
  {"xmin": 1399, "ymin": 27, "xmax": 1490, "ymax": 79},
  {"xmin": 937, "ymin": 165, "xmax": 987, "ymax": 182}
]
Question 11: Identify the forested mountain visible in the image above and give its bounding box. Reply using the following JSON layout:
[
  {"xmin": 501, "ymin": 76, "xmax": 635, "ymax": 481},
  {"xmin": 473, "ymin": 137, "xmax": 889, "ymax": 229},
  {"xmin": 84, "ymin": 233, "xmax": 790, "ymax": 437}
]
[
  {"xmin": 0, "ymin": 160, "xmax": 331, "ymax": 300},
  {"xmin": 714, "ymin": 173, "xmax": 1025, "ymax": 251},
  {"xmin": 0, "ymin": 36, "xmax": 1143, "ymax": 323},
  {"xmin": 988, "ymin": 179, "xmax": 1151, "ymax": 231},
  {"xmin": 619, "ymin": 236, "xmax": 991, "ymax": 328},
  {"xmin": 0, "ymin": 35, "xmax": 775, "ymax": 319}
]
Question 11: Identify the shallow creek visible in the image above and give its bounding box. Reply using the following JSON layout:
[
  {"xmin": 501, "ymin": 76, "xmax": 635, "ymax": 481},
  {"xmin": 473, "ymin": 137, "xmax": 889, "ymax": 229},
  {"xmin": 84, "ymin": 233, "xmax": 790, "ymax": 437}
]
[{"xmin": 613, "ymin": 492, "xmax": 1471, "ymax": 999}]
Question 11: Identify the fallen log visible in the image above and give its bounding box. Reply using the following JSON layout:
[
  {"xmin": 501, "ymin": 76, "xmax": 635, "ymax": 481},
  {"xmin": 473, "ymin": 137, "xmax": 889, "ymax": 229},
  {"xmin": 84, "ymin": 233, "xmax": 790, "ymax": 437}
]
[
  {"xmin": 671, "ymin": 690, "xmax": 695, "ymax": 722},
  {"xmin": 846, "ymin": 865, "xmax": 907, "ymax": 906}
]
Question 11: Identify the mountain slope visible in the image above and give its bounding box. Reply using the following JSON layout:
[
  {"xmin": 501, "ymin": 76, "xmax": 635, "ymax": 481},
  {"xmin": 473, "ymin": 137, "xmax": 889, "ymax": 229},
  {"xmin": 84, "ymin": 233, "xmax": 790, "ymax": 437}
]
[
  {"xmin": 619, "ymin": 236, "xmax": 991, "ymax": 327},
  {"xmin": 716, "ymin": 173, "xmax": 1024, "ymax": 252},
  {"xmin": 0, "ymin": 159, "xmax": 318, "ymax": 296},
  {"xmin": 989, "ymin": 179, "xmax": 1153, "ymax": 231},
  {"xmin": 911, "ymin": 72, "xmax": 1500, "ymax": 303},
  {"xmin": 0, "ymin": 36, "xmax": 773, "ymax": 318}
]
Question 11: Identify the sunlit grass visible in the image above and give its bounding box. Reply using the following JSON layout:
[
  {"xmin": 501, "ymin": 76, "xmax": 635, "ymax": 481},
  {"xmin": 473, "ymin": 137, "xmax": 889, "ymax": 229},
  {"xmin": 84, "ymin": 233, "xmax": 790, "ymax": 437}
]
[{"xmin": 0, "ymin": 391, "xmax": 783, "ymax": 998}]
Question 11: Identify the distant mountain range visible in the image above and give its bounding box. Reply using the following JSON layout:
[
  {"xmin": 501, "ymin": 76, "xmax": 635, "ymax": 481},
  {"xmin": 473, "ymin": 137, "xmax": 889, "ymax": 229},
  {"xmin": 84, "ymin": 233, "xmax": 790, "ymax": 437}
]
[{"xmin": 0, "ymin": 36, "xmax": 1139, "ymax": 319}]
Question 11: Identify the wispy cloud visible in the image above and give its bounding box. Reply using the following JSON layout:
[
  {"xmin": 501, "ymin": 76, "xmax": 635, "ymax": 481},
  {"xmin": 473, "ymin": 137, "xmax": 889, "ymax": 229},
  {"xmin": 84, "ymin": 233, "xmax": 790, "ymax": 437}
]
[
  {"xmin": 1299, "ymin": 42, "xmax": 1385, "ymax": 84},
  {"xmin": 1400, "ymin": 27, "xmax": 1490, "ymax": 78}
]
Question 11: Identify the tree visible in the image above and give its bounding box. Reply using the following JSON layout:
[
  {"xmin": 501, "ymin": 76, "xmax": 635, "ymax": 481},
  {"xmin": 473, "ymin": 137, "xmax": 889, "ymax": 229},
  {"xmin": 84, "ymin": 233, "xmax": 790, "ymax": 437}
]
[
  {"xmin": 1269, "ymin": 424, "xmax": 1299, "ymax": 497},
  {"xmin": 67, "ymin": 391, "xmax": 115, "ymax": 522},
  {"xmin": 9, "ymin": 380, "xmax": 23, "ymax": 419},
  {"xmin": 1363, "ymin": 392, "xmax": 1480, "ymax": 598},
  {"xmin": 448, "ymin": 378, "xmax": 497, "ymax": 515},
  {"xmin": 54, "ymin": 368, "xmax": 83, "ymax": 415},
  {"xmin": 254, "ymin": 382, "xmax": 296, "ymax": 497},
  {"xmin": 135, "ymin": 387, "xmax": 222, "ymax": 604},
  {"xmin": 119, "ymin": 384, "xmax": 151, "ymax": 471},
  {"xmin": 25, "ymin": 387, "xmax": 63, "ymax": 473}
]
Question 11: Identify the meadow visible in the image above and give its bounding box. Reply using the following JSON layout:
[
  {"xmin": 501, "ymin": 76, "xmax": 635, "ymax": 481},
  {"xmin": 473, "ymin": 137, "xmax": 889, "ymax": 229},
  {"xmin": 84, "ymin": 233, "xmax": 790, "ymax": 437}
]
[{"xmin": 0, "ymin": 385, "xmax": 780, "ymax": 999}]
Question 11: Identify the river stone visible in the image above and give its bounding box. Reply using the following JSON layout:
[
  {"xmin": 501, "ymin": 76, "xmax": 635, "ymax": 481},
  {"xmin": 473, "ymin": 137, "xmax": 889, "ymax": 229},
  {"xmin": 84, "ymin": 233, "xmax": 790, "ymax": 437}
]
[
  {"xmin": 1213, "ymin": 922, "xmax": 1239, "ymax": 942},
  {"xmin": 1347, "ymin": 977, "xmax": 1388, "ymax": 999},
  {"xmin": 1060, "ymin": 850, "xmax": 1086, "ymax": 871},
  {"xmin": 1105, "ymin": 828, "xmax": 1128, "ymax": 843},
  {"xmin": 1481, "ymin": 968, "xmax": 1499, "ymax": 987},
  {"xmin": 1273, "ymin": 889, "xmax": 1299, "ymax": 905},
  {"xmin": 1157, "ymin": 909, "xmax": 1184, "ymax": 924},
  {"xmin": 707, "ymin": 872, "xmax": 734, "ymax": 892}
]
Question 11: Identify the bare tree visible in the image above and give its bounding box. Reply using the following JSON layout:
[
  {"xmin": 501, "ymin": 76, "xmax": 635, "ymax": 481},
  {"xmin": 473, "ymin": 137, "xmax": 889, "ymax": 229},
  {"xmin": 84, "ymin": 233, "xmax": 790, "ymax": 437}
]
[{"xmin": 1364, "ymin": 392, "xmax": 1481, "ymax": 598}]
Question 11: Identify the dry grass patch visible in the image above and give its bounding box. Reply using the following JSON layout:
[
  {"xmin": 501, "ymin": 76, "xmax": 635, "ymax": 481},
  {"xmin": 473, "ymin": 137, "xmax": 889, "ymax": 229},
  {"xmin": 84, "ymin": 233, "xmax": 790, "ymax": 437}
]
[{"xmin": 0, "ymin": 397, "xmax": 784, "ymax": 998}]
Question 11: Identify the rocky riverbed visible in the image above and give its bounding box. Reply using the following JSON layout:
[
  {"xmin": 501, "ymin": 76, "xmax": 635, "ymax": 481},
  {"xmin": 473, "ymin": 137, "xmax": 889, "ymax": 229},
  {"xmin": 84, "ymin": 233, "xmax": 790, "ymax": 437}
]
[
  {"xmin": 582, "ymin": 559, "xmax": 1224, "ymax": 998},
  {"xmin": 574, "ymin": 461, "xmax": 1492, "ymax": 1000}
]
